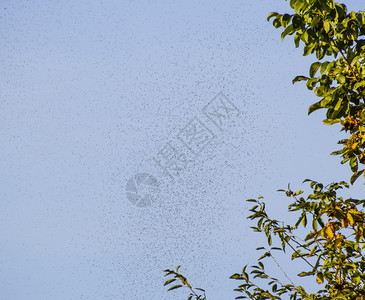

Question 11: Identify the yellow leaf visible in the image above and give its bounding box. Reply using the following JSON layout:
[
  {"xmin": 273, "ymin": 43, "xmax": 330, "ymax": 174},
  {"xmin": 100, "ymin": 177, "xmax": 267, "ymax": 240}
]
[
  {"xmin": 326, "ymin": 227, "xmax": 334, "ymax": 239},
  {"xmin": 347, "ymin": 212, "xmax": 355, "ymax": 226},
  {"xmin": 316, "ymin": 276, "xmax": 323, "ymax": 284},
  {"xmin": 351, "ymin": 142, "xmax": 359, "ymax": 150},
  {"xmin": 324, "ymin": 223, "xmax": 335, "ymax": 240},
  {"xmin": 323, "ymin": 21, "xmax": 330, "ymax": 33}
]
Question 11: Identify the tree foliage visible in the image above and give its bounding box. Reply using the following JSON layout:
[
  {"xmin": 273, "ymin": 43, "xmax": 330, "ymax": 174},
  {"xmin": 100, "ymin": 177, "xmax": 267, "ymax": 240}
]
[
  {"xmin": 268, "ymin": 0, "xmax": 365, "ymax": 184},
  {"xmin": 231, "ymin": 181, "xmax": 365, "ymax": 299},
  {"xmin": 163, "ymin": 266, "xmax": 206, "ymax": 299},
  {"xmin": 164, "ymin": 0, "xmax": 365, "ymax": 299}
]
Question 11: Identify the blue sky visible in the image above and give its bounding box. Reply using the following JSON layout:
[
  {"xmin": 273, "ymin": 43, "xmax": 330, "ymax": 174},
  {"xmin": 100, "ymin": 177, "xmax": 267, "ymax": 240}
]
[{"xmin": 1, "ymin": 0, "xmax": 365, "ymax": 299}]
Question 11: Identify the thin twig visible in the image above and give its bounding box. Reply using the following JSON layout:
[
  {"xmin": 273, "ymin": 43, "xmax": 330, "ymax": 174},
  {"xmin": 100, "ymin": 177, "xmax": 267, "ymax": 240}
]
[
  {"xmin": 270, "ymin": 253, "xmax": 296, "ymax": 286},
  {"xmin": 286, "ymin": 239, "xmax": 315, "ymax": 269}
]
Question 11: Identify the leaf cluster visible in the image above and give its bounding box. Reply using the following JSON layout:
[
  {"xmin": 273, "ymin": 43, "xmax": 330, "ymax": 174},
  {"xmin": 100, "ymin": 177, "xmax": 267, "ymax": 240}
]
[
  {"xmin": 269, "ymin": 0, "xmax": 365, "ymax": 183},
  {"xmin": 163, "ymin": 2, "xmax": 365, "ymax": 300},
  {"xmin": 232, "ymin": 181, "xmax": 365, "ymax": 299},
  {"xmin": 163, "ymin": 266, "xmax": 206, "ymax": 300}
]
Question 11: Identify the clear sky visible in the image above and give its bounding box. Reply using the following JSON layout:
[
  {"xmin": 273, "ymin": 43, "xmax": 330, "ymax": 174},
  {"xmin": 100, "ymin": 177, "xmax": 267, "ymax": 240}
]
[{"xmin": 1, "ymin": 0, "xmax": 365, "ymax": 299}]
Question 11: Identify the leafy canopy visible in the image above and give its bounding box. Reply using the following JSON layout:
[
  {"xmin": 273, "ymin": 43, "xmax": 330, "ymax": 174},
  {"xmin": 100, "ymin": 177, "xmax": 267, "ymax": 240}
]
[
  {"xmin": 268, "ymin": 0, "xmax": 365, "ymax": 184},
  {"xmin": 231, "ymin": 181, "xmax": 365, "ymax": 299},
  {"xmin": 164, "ymin": 0, "xmax": 365, "ymax": 299}
]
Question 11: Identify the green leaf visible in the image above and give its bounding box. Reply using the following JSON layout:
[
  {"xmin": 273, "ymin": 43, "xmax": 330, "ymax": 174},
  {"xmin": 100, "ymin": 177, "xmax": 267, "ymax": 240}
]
[
  {"xmin": 312, "ymin": 218, "xmax": 317, "ymax": 231},
  {"xmin": 301, "ymin": 30, "xmax": 309, "ymax": 43},
  {"xmin": 310, "ymin": 62, "xmax": 321, "ymax": 77},
  {"xmin": 323, "ymin": 20, "xmax": 331, "ymax": 33},
  {"xmin": 292, "ymin": 75, "xmax": 309, "ymax": 84},
  {"xmin": 267, "ymin": 12, "xmax": 279, "ymax": 22},
  {"xmin": 230, "ymin": 273, "xmax": 243, "ymax": 280},
  {"xmin": 303, "ymin": 43, "xmax": 316, "ymax": 56},
  {"xmin": 258, "ymin": 251, "xmax": 271, "ymax": 260},
  {"xmin": 306, "ymin": 78, "xmax": 319, "ymax": 90},
  {"xmin": 337, "ymin": 74, "xmax": 346, "ymax": 84},
  {"xmin": 351, "ymin": 169, "xmax": 364, "ymax": 184},
  {"xmin": 323, "ymin": 118, "xmax": 340, "ymax": 125},
  {"xmin": 350, "ymin": 156, "xmax": 358, "ymax": 172},
  {"xmin": 301, "ymin": 213, "xmax": 307, "ymax": 227},
  {"xmin": 353, "ymin": 275, "xmax": 361, "ymax": 285},
  {"xmin": 247, "ymin": 199, "xmax": 257, "ymax": 203},
  {"xmin": 281, "ymin": 24, "xmax": 295, "ymax": 40},
  {"xmin": 290, "ymin": 0, "xmax": 301, "ymax": 12},
  {"xmin": 333, "ymin": 97, "xmax": 343, "ymax": 111},
  {"xmin": 273, "ymin": 18, "xmax": 281, "ymax": 28},
  {"xmin": 320, "ymin": 61, "xmax": 329, "ymax": 75},
  {"xmin": 294, "ymin": 33, "xmax": 301, "ymax": 48},
  {"xmin": 271, "ymin": 247, "xmax": 282, "ymax": 251},
  {"xmin": 164, "ymin": 279, "xmax": 176, "ymax": 286},
  {"xmin": 354, "ymin": 80, "xmax": 365, "ymax": 90},
  {"xmin": 316, "ymin": 47, "xmax": 325, "ymax": 60},
  {"xmin": 242, "ymin": 265, "xmax": 247, "ymax": 274},
  {"xmin": 308, "ymin": 100, "xmax": 323, "ymax": 115},
  {"xmin": 280, "ymin": 14, "xmax": 292, "ymax": 28},
  {"xmin": 168, "ymin": 284, "xmax": 183, "ymax": 291},
  {"xmin": 298, "ymin": 271, "xmax": 312, "ymax": 277},
  {"xmin": 331, "ymin": 149, "xmax": 344, "ymax": 155}
]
